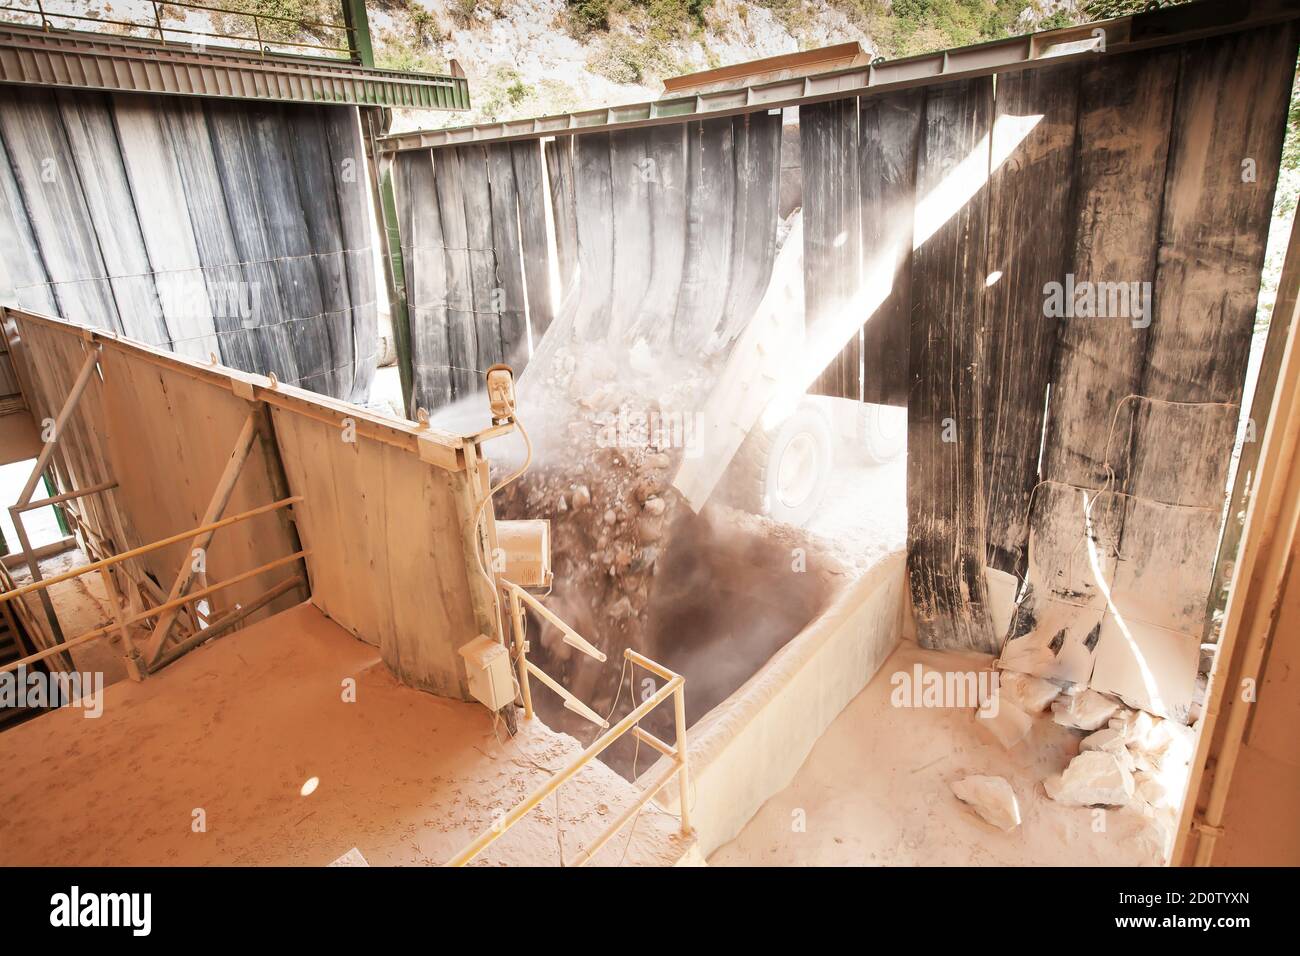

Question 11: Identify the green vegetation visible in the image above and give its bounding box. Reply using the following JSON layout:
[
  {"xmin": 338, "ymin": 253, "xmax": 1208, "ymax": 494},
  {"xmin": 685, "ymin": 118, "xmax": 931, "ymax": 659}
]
[
  {"xmin": 846, "ymin": 0, "xmax": 1027, "ymax": 58},
  {"xmin": 216, "ymin": 1, "xmax": 345, "ymax": 48},
  {"xmin": 567, "ymin": 0, "xmax": 712, "ymax": 36},
  {"xmin": 566, "ymin": 1, "xmax": 707, "ymax": 84},
  {"xmin": 370, "ymin": 2, "xmax": 449, "ymax": 74},
  {"xmin": 472, "ymin": 65, "xmax": 537, "ymax": 119}
]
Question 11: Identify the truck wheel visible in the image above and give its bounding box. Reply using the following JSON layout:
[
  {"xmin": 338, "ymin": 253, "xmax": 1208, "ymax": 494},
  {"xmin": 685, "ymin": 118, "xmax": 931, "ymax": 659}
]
[
  {"xmin": 861, "ymin": 403, "xmax": 906, "ymax": 465},
  {"xmin": 725, "ymin": 402, "xmax": 833, "ymax": 527}
]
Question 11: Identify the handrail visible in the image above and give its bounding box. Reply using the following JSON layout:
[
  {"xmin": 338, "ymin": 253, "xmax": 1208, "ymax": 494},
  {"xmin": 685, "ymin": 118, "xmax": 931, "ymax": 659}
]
[
  {"xmin": 0, "ymin": 549, "xmax": 307, "ymax": 674},
  {"xmin": 0, "ymin": 496, "xmax": 301, "ymax": 603},
  {"xmin": 502, "ymin": 580, "xmax": 605, "ymax": 726},
  {"xmin": 447, "ymin": 591, "xmax": 693, "ymax": 867},
  {"xmin": 506, "ymin": 580, "xmax": 606, "ymax": 663},
  {"xmin": 0, "ymin": 494, "xmax": 305, "ymax": 675},
  {"xmin": 13, "ymin": 478, "xmax": 117, "ymax": 513},
  {"xmin": 0, "ymin": 1, "xmax": 357, "ymax": 60}
]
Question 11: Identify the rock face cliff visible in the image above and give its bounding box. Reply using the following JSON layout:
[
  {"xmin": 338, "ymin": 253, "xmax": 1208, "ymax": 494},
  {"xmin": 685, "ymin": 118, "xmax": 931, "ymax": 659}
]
[{"xmin": 368, "ymin": 0, "xmax": 1076, "ymax": 133}]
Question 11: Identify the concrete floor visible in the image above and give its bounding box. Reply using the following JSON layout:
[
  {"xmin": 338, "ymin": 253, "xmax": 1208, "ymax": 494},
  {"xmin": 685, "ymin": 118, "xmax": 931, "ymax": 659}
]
[
  {"xmin": 709, "ymin": 640, "xmax": 1175, "ymax": 867},
  {"xmin": 0, "ymin": 601, "xmax": 692, "ymax": 866}
]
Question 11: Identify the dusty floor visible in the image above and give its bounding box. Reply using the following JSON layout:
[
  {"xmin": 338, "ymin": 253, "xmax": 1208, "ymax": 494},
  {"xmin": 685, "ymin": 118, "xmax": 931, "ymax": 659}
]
[
  {"xmin": 0, "ymin": 601, "xmax": 691, "ymax": 867},
  {"xmin": 710, "ymin": 640, "xmax": 1175, "ymax": 867}
]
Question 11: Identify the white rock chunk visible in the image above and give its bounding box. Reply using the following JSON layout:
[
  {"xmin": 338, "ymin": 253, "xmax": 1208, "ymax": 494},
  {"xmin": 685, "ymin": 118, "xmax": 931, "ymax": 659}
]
[
  {"xmin": 1134, "ymin": 771, "xmax": 1174, "ymax": 810},
  {"xmin": 1080, "ymin": 727, "xmax": 1128, "ymax": 756},
  {"xmin": 1045, "ymin": 750, "xmax": 1135, "ymax": 807},
  {"xmin": 1129, "ymin": 717, "xmax": 1195, "ymax": 774},
  {"xmin": 329, "ymin": 847, "xmax": 369, "ymax": 867},
  {"xmin": 998, "ymin": 670, "xmax": 1062, "ymax": 714},
  {"xmin": 950, "ymin": 775, "xmax": 1021, "ymax": 831},
  {"xmin": 1108, "ymin": 708, "xmax": 1155, "ymax": 745},
  {"xmin": 1052, "ymin": 689, "xmax": 1122, "ymax": 731},
  {"xmin": 1160, "ymin": 722, "xmax": 1196, "ymax": 768}
]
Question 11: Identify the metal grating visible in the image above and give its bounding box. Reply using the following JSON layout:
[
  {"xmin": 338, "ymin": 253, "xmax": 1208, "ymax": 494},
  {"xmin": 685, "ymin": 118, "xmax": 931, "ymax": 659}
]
[{"xmin": 0, "ymin": 21, "xmax": 470, "ymax": 110}]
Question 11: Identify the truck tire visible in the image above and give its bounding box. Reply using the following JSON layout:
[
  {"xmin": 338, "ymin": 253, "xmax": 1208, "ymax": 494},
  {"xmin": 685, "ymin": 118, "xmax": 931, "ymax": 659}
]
[
  {"xmin": 861, "ymin": 403, "xmax": 906, "ymax": 465},
  {"xmin": 724, "ymin": 402, "xmax": 833, "ymax": 527}
]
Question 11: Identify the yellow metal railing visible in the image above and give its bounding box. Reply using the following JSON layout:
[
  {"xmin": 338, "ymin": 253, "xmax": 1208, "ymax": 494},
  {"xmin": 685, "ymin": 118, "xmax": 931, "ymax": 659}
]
[
  {"xmin": 0, "ymin": 497, "xmax": 307, "ymax": 678},
  {"xmin": 446, "ymin": 584, "xmax": 692, "ymax": 867}
]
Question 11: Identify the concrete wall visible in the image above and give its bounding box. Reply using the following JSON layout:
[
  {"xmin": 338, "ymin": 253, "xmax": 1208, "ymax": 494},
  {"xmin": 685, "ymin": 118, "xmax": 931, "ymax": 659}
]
[{"xmin": 646, "ymin": 552, "xmax": 907, "ymax": 857}]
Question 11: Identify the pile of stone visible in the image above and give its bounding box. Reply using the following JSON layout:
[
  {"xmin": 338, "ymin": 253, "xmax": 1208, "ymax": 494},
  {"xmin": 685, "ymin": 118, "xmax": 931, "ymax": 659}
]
[{"xmin": 952, "ymin": 667, "xmax": 1197, "ymax": 833}]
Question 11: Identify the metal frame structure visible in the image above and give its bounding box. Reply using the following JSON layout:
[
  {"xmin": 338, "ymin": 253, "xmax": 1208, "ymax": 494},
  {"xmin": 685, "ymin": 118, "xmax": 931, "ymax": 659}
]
[
  {"xmin": 376, "ymin": 0, "xmax": 1300, "ymax": 153},
  {"xmin": 447, "ymin": 642, "xmax": 691, "ymax": 867},
  {"xmin": 1, "ymin": 0, "xmax": 358, "ymax": 59},
  {"xmin": 0, "ymin": 20, "xmax": 470, "ymax": 109},
  {"xmin": 0, "ymin": 310, "xmax": 316, "ymax": 677},
  {"xmin": 661, "ymin": 40, "xmax": 867, "ymax": 95},
  {"xmin": 0, "ymin": 496, "xmax": 307, "ymax": 679}
]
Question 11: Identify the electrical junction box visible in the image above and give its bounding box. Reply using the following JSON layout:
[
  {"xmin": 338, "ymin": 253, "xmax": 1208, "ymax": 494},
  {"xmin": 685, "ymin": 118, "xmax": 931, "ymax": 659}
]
[
  {"xmin": 494, "ymin": 519, "xmax": 552, "ymax": 589},
  {"xmin": 458, "ymin": 634, "xmax": 514, "ymax": 711}
]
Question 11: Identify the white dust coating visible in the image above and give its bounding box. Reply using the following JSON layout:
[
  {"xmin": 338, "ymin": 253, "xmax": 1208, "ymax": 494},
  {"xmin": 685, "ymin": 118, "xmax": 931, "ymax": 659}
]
[
  {"xmin": 0, "ymin": 602, "xmax": 692, "ymax": 867},
  {"xmin": 713, "ymin": 643, "xmax": 1178, "ymax": 866}
]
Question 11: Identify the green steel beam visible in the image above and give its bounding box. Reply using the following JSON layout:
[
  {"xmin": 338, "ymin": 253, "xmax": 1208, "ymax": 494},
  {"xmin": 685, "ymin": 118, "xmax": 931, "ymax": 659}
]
[
  {"xmin": 364, "ymin": 109, "xmax": 416, "ymax": 417},
  {"xmin": 340, "ymin": 0, "xmax": 375, "ymax": 68}
]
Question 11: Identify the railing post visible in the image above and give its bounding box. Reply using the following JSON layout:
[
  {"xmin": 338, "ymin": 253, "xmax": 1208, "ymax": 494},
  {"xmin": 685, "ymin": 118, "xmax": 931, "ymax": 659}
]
[
  {"xmin": 96, "ymin": 566, "xmax": 146, "ymax": 682},
  {"xmin": 339, "ymin": 0, "xmax": 374, "ymax": 67},
  {"xmin": 508, "ymin": 587, "xmax": 533, "ymax": 720},
  {"xmin": 673, "ymin": 683, "xmax": 692, "ymax": 836}
]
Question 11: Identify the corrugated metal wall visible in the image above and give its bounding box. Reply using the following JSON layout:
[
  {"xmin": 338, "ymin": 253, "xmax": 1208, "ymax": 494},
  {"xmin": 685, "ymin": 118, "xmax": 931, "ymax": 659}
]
[
  {"xmin": 391, "ymin": 110, "xmax": 784, "ymax": 412},
  {"xmin": 797, "ymin": 24, "xmax": 1297, "ymax": 722},
  {"xmin": 386, "ymin": 20, "xmax": 1295, "ymax": 721},
  {"xmin": 0, "ymin": 88, "xmax": 376, "ymax": 402}
]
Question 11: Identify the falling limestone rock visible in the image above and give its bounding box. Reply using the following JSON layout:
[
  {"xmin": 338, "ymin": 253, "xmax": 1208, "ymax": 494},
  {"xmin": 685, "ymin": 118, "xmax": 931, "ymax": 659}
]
[
  {"xmin": 975, "ymin": 698, "xmax": 1033, "ymax": 749},
  {"xmin": 998, "ymin": 670, "xmax": 1062, "ymax": 714},
  {"xmin": 1051, "ymin": 689, "xmax": 1122, "ymax": 731},
  {"xmin": 950, "ymin": 775, "xmax": 1021, "ymax": 831},
  {"xmin": 1045, "ymin": 750, "xmax": 1135, "ymax": 807}
]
